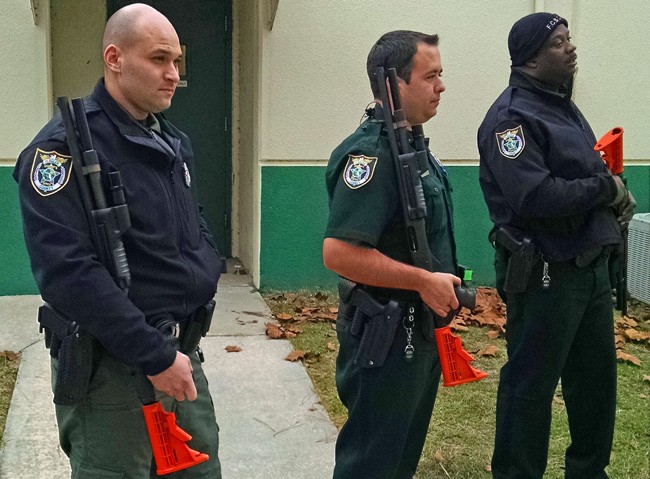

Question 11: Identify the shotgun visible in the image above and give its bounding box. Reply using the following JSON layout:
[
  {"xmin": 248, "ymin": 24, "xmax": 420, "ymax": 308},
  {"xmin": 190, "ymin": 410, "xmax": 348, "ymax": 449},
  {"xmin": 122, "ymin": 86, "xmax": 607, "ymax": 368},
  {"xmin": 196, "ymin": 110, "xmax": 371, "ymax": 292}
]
[
  {"xmin": 375, "ymin": 68, "xmax": 487, "ymax": 386},
  {"xmin": 55, "ymin": 96, "xmax": 208, "ymax": 474}
]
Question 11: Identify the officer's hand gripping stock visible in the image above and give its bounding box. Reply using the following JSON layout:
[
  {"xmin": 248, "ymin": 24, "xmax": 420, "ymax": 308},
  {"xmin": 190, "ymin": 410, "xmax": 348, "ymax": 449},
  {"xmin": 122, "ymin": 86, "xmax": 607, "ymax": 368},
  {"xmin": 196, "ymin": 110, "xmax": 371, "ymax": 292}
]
[
  {"xmin": 376, "ymin": 67, "xmax": 487, "ymax": 387},
  {"xmin": 594, "ymin": 127, "xmax": 635, "ymax": 317},
  {"xmin": 45, "ymin": 97, "xmax": 209, "ymax": 475}
]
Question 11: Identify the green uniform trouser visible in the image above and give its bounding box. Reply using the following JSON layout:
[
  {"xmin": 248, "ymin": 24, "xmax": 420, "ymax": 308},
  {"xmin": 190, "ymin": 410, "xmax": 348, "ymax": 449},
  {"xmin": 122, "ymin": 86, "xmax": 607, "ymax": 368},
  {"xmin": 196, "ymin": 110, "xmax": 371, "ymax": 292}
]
[
  {"xmin": 334, "ymin": 303, "xmax": 441, "ymax": 479},
  {"xmin": 52, "ymin": 346, "xmax": 221, "ymax": 478},
  {"xmin": 492, "ymin": 247, "xmax": 616, "ymax": 479}
]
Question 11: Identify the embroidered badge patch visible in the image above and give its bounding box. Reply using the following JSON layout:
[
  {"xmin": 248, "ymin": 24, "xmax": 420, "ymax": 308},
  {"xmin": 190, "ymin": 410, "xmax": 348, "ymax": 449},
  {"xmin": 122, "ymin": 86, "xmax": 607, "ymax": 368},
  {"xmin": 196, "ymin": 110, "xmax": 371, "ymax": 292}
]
[
  {"xmin": 496, "ymin": 125, "xmax": 526, "ymax": 159},
  {"xmin": 30, "ymin": 149, "xmax": 72, "ymax": 196},
  {"xmin": 343, "ymin": 155, "xmax": 378, "ymax": 189}
]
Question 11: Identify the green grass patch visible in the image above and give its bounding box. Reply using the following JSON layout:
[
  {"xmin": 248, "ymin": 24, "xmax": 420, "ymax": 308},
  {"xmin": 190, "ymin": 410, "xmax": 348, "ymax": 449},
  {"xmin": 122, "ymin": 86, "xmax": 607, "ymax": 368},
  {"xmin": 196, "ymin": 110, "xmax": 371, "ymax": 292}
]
[
  {"xmin": 265, "ymin": 291, "xmax": 650, "ymax": 478},
  {"xmin": 0, "ymin": 351, "xmax": 20, "ymax": 444}
]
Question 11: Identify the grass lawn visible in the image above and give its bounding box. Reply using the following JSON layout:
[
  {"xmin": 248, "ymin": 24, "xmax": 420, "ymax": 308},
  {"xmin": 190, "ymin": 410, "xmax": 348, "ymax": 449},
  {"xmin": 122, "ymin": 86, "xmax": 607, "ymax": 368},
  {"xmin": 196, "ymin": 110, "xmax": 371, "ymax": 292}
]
[
  {"xmin": 0, "ymin": 351, "xmax": 20, "ymax": 444},
  {"xmin": 266, "ymin": 291, "xmax": 650, "ymax": 478},
  {"xmin": 1, "ymin": 291, "xmax": 647, "ymax": 478}
]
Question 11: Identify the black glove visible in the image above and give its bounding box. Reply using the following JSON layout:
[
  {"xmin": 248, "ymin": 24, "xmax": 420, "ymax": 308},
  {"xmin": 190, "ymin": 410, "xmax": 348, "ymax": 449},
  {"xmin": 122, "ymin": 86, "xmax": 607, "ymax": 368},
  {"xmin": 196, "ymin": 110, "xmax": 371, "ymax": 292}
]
[
  {"xmin": 615, "ymin": 189, "xmax": 637, "ymax": 230},
  {"xmin": 608, "ymin": 175, "xmax": 627, "ymax": 206}
]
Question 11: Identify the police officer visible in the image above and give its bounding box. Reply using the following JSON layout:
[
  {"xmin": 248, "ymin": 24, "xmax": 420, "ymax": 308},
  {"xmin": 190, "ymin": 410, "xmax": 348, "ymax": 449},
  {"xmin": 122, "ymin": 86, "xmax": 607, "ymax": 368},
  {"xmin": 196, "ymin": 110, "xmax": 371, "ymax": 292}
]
[
  {"xmin": 323, "ymin": 30, "xmax": 462, "ymax": 478},
  {"xmin": 478, "ymin": 13, "xmax": 636, "ymax": 479},
  {"xmin": 14, "ymin": 4, "xmax": 222, "ymax": 478}
]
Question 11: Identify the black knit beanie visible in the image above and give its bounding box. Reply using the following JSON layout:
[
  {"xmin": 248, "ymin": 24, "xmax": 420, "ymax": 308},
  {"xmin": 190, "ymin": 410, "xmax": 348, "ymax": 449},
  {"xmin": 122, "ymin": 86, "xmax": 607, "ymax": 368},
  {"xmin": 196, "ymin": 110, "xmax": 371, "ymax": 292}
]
[{"xmin": 508, "ymin": 13, "xmax": 568, "ymax": 66}]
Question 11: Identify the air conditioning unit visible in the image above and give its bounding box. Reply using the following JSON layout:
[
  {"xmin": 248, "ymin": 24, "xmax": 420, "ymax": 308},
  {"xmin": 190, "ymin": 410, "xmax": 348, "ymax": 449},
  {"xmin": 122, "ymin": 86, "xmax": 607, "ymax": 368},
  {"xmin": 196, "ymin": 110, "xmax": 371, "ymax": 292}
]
[{"xmin": 627, "ymin": 213, "xmax": 650, "ymax": 304}]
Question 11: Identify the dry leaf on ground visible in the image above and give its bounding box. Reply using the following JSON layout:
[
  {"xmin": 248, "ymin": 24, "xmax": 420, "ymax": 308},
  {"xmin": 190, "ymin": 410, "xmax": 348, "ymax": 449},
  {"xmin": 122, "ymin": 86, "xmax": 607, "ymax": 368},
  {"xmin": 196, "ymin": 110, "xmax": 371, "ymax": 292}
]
[
  {"xmin": 0, "ymin": 351, "xmax": 19, "ymax": 361},
  {"xmin": 477, "ymin": 345, "xmax": 500, "ymax": 357},
  {"xmin": 616, "ymin": 350, "xmax": 642, "ymax": 366},
  {"xmin": 224, "ymin": 345, "xmax": 242, "ymax": 353},
  {"xmin": 285, "ymin": 350, "xmax": 307, "ymax": 362}
]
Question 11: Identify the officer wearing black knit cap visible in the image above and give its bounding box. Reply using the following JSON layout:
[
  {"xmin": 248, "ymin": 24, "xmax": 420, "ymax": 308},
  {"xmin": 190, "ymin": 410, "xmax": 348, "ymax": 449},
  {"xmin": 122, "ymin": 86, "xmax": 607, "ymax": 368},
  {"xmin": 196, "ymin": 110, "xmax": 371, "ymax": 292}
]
[
  {"xmin": 508, "ymin": 13, "xmax": 567, "ymax": 66},
  {"xmin": 478, "ymin": 12, "xmax": 636, "ymax": 479}
]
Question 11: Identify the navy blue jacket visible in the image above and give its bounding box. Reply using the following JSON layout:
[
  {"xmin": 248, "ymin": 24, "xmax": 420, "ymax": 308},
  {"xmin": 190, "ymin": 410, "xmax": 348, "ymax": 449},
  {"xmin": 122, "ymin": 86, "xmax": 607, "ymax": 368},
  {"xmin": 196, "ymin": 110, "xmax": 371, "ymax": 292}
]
[
  {"xmin": 14, "ymin": 80, "xmax": 221, "ymax": 375},
  {"xmin": 478, "ymin": 70, "xmax": 621, "ymax": 261}
]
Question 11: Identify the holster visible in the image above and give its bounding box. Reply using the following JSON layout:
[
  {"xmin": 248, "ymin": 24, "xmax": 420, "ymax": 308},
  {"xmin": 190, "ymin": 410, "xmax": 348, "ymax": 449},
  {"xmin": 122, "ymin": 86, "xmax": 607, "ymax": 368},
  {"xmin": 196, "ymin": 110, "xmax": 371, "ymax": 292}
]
[
  {"xmin": 339, "ymin": 279, "xmax": 401, "ymax": 369},
  {"xmin": 490, "ymin": 227, "xmax": 538, "ymax": 294},
  {"xmin": 38, "ymin": 304, "xmax": 94, "ymax": 406},
  {"xmin": 178, "ymin": 300, "xmax": 215, "ymax": 357}
]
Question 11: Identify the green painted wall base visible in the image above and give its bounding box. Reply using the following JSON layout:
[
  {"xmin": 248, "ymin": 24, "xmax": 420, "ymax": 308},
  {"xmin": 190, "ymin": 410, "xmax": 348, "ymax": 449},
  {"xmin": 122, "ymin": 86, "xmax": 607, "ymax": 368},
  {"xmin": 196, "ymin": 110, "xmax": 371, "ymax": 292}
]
[
  {"xmin": 260, "ymin": 164, "xmax": 650, "ymax": 292},
  {"xmin": 259, "ymin": 165, "xmax": 497, "ymax": 291},
  {"xmin": 0, "ymin": 167, "xmax": 38, "ymax": 295},
  {"xmin": 2, "ymin": 164, "xmax": 648, "ymax": 295}
]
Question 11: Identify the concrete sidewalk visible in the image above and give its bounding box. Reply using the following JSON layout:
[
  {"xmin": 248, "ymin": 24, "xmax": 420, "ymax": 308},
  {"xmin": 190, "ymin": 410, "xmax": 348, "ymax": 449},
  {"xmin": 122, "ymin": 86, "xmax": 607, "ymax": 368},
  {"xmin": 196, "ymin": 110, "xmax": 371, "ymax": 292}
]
[{"xmin": 0, "ymin": 261, "xmax": 337, "ymax": 478}]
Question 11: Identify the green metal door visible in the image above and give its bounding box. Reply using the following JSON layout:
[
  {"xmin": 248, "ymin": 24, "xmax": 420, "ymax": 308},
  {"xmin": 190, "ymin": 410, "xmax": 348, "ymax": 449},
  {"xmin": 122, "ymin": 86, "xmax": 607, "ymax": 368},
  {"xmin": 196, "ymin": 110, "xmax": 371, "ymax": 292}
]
[{"xmin": 107, "ymin": 0, "xmax": 232, "ymax": 256}]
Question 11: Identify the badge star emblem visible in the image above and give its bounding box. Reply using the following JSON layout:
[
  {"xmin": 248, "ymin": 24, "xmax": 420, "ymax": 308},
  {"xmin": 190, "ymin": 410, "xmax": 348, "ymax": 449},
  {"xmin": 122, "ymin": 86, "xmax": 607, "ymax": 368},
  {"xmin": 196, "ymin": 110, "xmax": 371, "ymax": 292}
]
[
  {"xmin": 30, "ymin": 149, "xmax": 72, "ymax": 196},
  {"xmin": 343, "ymin": 154, "xmax": 378, "ymax": 189},
  {"xmin": 496, "ymin": 125, "xmax": 526, "ymax": 159}
]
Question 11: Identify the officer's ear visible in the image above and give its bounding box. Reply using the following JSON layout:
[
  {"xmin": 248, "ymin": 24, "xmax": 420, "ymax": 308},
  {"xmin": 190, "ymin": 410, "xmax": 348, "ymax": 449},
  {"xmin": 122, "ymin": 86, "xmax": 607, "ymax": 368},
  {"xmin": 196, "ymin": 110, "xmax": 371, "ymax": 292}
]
[
  {"xmin": 104, "ymin": 44, "xmax": 123, "ymax": 73},
  {"xmin": 524, "ymin": 56, "xmax": 538, "ymax": 69}
]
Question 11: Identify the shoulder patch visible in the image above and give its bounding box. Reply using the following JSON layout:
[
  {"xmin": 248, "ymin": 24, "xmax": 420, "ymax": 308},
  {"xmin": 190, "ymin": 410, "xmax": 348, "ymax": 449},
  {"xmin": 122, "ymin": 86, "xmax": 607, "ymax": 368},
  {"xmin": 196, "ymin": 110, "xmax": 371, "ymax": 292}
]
[
  {"xmin": 343, "ymin": 154, "xmax": 378, "ymax": 189},
  {"xmin": 30, "ymin": 149, "xmax": 73, "ymax": 196},
  {"xmin": 495, "ymin": 125, "xmax": 526, "ymax": 159}
]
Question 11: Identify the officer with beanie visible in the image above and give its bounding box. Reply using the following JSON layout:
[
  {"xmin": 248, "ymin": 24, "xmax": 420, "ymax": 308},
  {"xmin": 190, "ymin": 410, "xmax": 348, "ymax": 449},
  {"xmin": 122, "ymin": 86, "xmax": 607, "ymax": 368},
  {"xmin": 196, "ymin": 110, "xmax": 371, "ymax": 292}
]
[{"xmin": 478, "ymin": 12, "xmax": 636, "ymax": 479}]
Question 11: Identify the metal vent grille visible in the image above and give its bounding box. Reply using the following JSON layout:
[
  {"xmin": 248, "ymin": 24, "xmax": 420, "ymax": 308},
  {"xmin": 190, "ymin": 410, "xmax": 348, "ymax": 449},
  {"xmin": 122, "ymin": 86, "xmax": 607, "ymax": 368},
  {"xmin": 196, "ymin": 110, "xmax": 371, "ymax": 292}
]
[{"xmin": 627, "ymin": 213, "xmax": 650, "ymax": 304}]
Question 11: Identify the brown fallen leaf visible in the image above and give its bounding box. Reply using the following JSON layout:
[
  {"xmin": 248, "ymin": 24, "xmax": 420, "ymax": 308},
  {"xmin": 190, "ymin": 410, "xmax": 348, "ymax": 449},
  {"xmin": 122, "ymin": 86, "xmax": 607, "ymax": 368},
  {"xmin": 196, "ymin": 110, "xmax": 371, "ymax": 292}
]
[
  {"xmin": 621, "ymin": 316, "xmax": 639, "ymax": 328},
  {"xmin": 616, "ymin": 350, "xmax": 642, "ymax": 366},
  {"xmin": 434, "ymin": 451, "xmax": 445, "ymax": 463},
  {"xmin": 614, "ymin": 335, "xmax": 626, "ymax": 348},
  {"xmin": 327, "ymin": 342, "xmax": 336, "ymax": 351},
  {"xmin": 265, "ymin": 322, "xmax": 284, "ymax": 339},
  {"xmin": 553, "ymin": 395, "xmax": 565, "ymax": 405},
  {"xmin": 478, "ymin": 345, "xmax": 500, "ymax": 357},
  {"xmin": 0, "ymin": 350, "xmax": 20, "ymax": 361},
  {"xmin": 285, "ymin": 350, "xmax": 307, "ymax": 362},
  {"xmin": 622, "ymin": 328, "xmax": 650, "ymax": 342},
  {"xmin": 487, "ymin": 330, "xmax": 501, "ymax": 340},
  {"xmin": 450, "ymin": 323, "xmax": 469, "ymax": 332},
  {"xmin": 329, "ymin": 307, "xmax": 338, "ymax": 314},
  {"xmin": 642, "ymin": 375, "xmax": 650, "ymax": 383},
  {"xmin": 275, "ymin": 313, "xmax": 292, "ymax": 321},
  {"xmin": 224, "ymin": 345, "xmax": 242, "ymax": 353}
]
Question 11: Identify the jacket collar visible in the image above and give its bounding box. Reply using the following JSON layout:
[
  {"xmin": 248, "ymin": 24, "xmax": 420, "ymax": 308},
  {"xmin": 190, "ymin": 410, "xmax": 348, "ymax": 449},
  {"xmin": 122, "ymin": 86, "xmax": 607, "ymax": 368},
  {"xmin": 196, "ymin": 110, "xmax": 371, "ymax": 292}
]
[
  {"xmin": 88, "ymin": 79, "xmax": 179, "ymax": 159},
  {"xmin": 89, "ymin": 79, "xmax": 149, "ymax": 137},
  {"xmin": 509, "ymin": 68, "xmax": 573, "ymax": 101}
]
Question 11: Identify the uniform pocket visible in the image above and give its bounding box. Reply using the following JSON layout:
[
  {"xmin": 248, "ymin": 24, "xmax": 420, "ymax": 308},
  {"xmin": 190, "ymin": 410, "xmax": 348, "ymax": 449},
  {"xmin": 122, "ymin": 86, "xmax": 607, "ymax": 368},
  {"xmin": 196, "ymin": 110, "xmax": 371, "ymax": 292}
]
[
  {"xmin": 421, "ymin": 172, "xmax": 446, "ymax": 238},
  {"xmin": 86, "ymin": 353, "xmax": 142, "ymax": 410}
]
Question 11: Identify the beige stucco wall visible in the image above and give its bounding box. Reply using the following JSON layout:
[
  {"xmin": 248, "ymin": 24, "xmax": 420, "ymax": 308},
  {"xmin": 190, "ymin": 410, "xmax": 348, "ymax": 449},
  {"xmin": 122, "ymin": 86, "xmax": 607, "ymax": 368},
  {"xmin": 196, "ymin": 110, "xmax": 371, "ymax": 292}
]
[
  {"xmin": 50, "ymin": 0, "xmax": 105, "ymax": 100},
  {"xmin": 259, "ymin": 0, "xmax": 650, "ymax": 163},
  {"xmin": 4, "ymin": 0, "xmax": 648, "ymax": 286},
  {"xmin": 0, "ymin": 0, "xmax": 51, "ymax": 163},
  {"xmin": 233, "ymin": 0, "xmax": 262, "ymax": 282},
  {"xmin": 570, "ymin": 1, "xmax": 650, "ymax": 159}
]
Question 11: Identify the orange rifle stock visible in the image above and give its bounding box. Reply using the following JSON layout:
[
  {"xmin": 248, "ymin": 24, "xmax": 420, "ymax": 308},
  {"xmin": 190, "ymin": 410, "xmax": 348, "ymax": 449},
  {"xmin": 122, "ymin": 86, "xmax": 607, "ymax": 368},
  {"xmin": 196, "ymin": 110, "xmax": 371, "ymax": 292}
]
[
  {"xmin": 595, "ymin": 127, "xmax": 624, "ymax": 175},
  {"xmin": 594, "ymin": 126, "xmax": 628, "ymax": 316},
  {"xmin": 375, "ymin": 67, "xmax": 487, "ymax": 387},
  {"xmin": 138, "ymin": 377, "xmax": 210, "ymax": 475}
]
